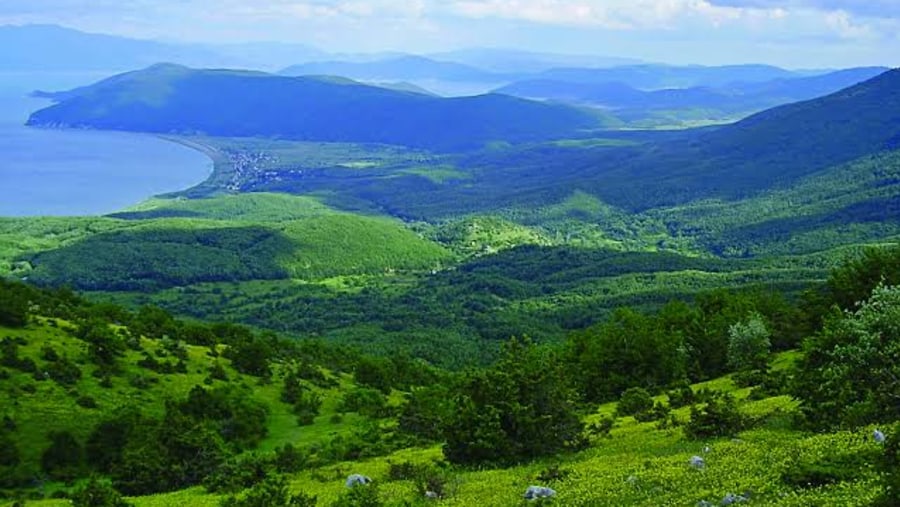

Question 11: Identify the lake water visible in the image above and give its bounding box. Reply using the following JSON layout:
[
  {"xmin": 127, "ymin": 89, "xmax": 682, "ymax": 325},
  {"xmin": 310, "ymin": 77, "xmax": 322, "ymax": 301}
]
[{"xmin": 0, "ymin": 91, "xmax": 213, "ymax": 217}]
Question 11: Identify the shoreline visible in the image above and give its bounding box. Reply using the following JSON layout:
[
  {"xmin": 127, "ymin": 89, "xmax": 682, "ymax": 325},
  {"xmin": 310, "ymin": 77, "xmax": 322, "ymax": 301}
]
[{"xmin": 154, "ymin": 135, "xmax": 234, "ymax": 198}]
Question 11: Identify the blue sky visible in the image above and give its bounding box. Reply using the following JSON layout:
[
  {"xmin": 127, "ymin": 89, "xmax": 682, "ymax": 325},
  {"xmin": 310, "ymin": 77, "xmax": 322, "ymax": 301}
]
[{"xmin": 1, "ymin": 0, "xmax": 898, "ymax": 67}]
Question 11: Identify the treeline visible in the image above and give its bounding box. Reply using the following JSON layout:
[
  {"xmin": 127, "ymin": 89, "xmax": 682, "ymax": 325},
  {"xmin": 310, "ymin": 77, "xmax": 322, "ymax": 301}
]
[{"xmin": 140, "ymin": 246, "xmax": 801, "ymax": 369}]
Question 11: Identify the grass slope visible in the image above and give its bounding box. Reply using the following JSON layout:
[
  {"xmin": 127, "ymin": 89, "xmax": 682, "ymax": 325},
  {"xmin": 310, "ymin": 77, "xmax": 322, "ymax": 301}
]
[{"xmin": 3, "ymin": 325, "xmax": 884, "ymax": 507}]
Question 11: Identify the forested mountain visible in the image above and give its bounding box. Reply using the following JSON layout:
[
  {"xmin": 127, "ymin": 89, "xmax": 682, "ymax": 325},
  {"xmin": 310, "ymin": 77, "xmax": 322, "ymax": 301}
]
[
  {"xmin": 493, "ymin": 67, "xmax": 888, "ymax": 121},
  {"xmin": 26, "ymin": 64, "xmax": 614, "ymax": 151}
]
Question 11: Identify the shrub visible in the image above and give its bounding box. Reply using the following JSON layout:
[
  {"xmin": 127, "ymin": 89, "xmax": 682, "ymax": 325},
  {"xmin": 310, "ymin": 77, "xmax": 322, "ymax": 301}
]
[
  {"xmin": 634, "ymin": 401, "xmax": 671, "ymax": 423},
  {"xmin": 616, "ymin": 387, "xmax": 654, "ymax": 418},
  {"xmin": 339, "ymin": 388, "xmax": 389, "ymax": 419},
  {"xmin": 70, "ymin": 476, "xmax": 133, "ymax": 507},
  {"xmin": 585, "ymin": 416, "xmax": 615, "ymax": 438},
  {"xmin": 684, "ymin": 392, "xmax": 744, "ymax": 440},
  {"xmin": 41, "ymin": 346, "xmax": 61, "ymax": 362},
  {"xmin": 76, "ymin": 395, "xmax": 99, "ymax": 409},
  {"xmin": 330, "ymin": 483, "xmax": 381, "ymax": 507},
  {"xmin": 272, "ymin": 444, "xmax": 308, "ymax": 474},
  {"xmin": 293, "ymin": 391, "xmax": 322, "ymax": 426},
  {"xmin": 782, "ymin": 451, "xmax": 876, "ymax": 489},
  {"xmin": 220, "ymin": 475, "xmax": 317, "ymax": 507},
  {"xmin": 47, "ymin": 357, "xmax": 81, "ymax": 386},
  {"xmin": 666, "ymin": 382, "xmax": 695, "ymax": 408},
  {"xmin": 204, "ymin": 453, "xmax": 271, "ymax": 494},
  {"xmin": 0, "ymin": 418, "xmax": 20, "ymax": 487},
  {"xmin": 0, "ymin": 282, "xmax": 29, "ymax": 327},
  {"xmin": 397, "ymin": 385, "xmax": 450, "ymax": 442}
]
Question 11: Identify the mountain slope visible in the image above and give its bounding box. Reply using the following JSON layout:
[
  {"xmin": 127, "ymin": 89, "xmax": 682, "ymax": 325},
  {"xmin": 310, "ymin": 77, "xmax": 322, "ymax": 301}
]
[
  {"xmin": 26, "ymin": 64, "xmax": 612, "ymax": 151},
  {"xmin": 585, "ymin": 68, "xmax": 900, "ymax": 209}
]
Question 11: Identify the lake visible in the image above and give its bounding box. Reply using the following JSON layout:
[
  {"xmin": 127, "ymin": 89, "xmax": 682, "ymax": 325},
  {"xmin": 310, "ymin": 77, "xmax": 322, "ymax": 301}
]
[{"xmin": 0, "ymin": 91, "xmax": 213, "ymax": 217}]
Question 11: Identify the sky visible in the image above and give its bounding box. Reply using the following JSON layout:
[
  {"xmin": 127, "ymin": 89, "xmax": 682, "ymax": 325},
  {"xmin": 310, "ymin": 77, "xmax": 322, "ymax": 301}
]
[{"xmin": 1, "ymin": 0, "xmax": 899, "ymax": 68}]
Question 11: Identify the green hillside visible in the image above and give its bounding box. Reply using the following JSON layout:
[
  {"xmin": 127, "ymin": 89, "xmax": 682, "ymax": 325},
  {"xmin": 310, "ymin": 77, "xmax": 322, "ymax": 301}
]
[
  {"xmin": 1, "ymin": 248, "xmax": 898, "ymax": 506},
  {"xmin": 10, "ymin": 194, "xmax": 451, "ymax": 292}
]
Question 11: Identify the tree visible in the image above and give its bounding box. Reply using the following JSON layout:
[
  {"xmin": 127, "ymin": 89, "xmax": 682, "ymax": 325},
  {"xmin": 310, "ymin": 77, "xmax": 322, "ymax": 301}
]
[
  {"xmin": 0, "ymin": 281, "xmax": 28, "ymax": 327},
  {"xmin": 794, "ymin": 283, "xmax": 900, "ymax": 429},
  {"xmin": 41, "ymin": 430, "xmax": 84, "ymax": 481},
  {"xmin": 443, "ymin": 338, "xmax": 583, "ymax": 466},
  {"xmin": 567, "ymin": 308, "xmax": 687, "ymax": 402},
  {"xmin": 224, "ymin": 336, "xmax": 273, "ymax": 377},
  {"xmin": 826, "ymin": 245, "xmax": 900, "ymax": 311},
  {"xmin": 727, "ymin": 312, "xmax": 771, "ymax": 372},
  {"xmin": 398, "ymin": 385, "xmax": 451, "ymax": 442},
  {"xmin": 76, "ymin": 317, "xmax": 126, "ymax": 372}
]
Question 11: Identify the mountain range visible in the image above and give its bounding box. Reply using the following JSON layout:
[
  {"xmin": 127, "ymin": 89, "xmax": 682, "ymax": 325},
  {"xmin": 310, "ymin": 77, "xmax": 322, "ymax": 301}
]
[{"xmin": 493, "ymin": 67, "xmax": 888, "ymax": 116}]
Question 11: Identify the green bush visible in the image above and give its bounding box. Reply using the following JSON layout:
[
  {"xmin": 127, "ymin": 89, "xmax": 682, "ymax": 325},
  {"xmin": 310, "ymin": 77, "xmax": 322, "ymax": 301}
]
[
  {"xmin": 203, "ymin": 453, "xmax": 271, "ymax": 493},
  {"xmin": 220, "ymin": 475, "xmax": 317, "ymax": 507},
  {"xmin": 634, "ymin": 401, "xmax": 671, "ymax": 423},
  {"xmin": 339, "ymin": 388, "xmax": 389, "ymax": 419},
  {"xmin": 665, "ymin": 381, "xmax": 695, "ymax": 408},
  {"xmin": 616, "ymin": 387, "xmax": 654, "ymax": 418},
  {"xmin": 585, "ymin": 416, "xmax": 615, "ymax": 438},
  {"xmin": 684, "ymin": 392, "xmax": 744, "ymax": 440},
  {"xmin": 782, "ymin": 451, "xmax": 876, "ymax": 489},
  {"xmin": 272, "ymin": 444, "xmax": 309, "ymax": 474},
  {"xmin": 70, "ymin": 476, "xmax": 133, "ymax": 507},
  {"xmin": 330, "ymin": 483, "xmax": 381, "ymax": 507}
]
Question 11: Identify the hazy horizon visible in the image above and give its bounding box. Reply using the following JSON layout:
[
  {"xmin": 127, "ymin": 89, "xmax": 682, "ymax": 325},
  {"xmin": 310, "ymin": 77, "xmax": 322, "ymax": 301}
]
[{"xmin": 1, "ymin": 1, "xmax": 899, "ymax": 69}]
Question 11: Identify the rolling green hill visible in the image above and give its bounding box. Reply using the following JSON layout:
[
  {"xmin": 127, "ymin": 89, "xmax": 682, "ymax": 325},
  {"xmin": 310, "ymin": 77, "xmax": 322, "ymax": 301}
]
[{"xmin": 12, "ymin": 194, "xmax": 451, "ymax": 292}]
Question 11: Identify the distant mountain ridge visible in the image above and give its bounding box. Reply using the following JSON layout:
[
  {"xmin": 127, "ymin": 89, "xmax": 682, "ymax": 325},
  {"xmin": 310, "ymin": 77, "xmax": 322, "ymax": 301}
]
[
  {"xmin": 26, "ymin": 64, "xmax": 614, "ymax": 151},
  {"xmin": 532, "ymin": 63, "xmax": 811, "ymax": 89},
  {"xmin": 279, "ymin": 55, "xmax": 507, "ymax": 83},
  {"xmin": 493, "ymin": 67, "xmax": 888, "ymax": 119}
]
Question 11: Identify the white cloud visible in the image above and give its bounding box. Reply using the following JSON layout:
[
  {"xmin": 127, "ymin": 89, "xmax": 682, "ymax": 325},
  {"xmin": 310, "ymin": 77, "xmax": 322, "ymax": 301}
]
[{"xmin": 0, "ymin": 0, "xmax": 897, "ymax": 67}]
